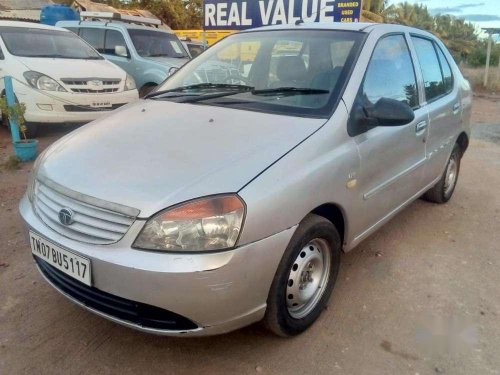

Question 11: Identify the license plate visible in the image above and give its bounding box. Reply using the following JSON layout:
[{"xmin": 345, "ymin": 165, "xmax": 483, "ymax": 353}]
[
  {"xmin": 90, "ymin": 101, "xmax": 112, "ymax": 108},
  {"xmin": 29, "ymin": 231, "xmax": 91, "ymax": 286}
]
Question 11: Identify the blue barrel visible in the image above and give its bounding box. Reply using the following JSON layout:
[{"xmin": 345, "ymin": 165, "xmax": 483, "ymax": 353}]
[{"xmin": 40, "ymin": 4, "xmax": 80, "ymax": 26}]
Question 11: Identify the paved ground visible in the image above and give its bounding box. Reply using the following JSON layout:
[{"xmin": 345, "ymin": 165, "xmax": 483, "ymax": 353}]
[{"xmin": 1, "ymin": 97, "xmax": 499, "ymax": 375}]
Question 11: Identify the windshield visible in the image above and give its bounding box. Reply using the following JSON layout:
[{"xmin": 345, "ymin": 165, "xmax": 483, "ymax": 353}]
[
  {"xmin": 129, "ymin": 29, "xmax": 189, "ymax": 58},
  {"xmin": 0, "ymin": 27, "xmax": 103, "ymax": 59},
  {"xmin": 155, "ymin": 30, "xmax": 364, "ymax": 117}
]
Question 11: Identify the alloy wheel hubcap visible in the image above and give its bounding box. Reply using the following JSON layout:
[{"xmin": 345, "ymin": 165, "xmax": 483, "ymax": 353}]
[
  {"xmin": 444, "ymin": 155, "xmax": 458, "ymax": 196},
  {"xmin": 286, "ymin": 238, "xmax": 331, "ymax": 319}
]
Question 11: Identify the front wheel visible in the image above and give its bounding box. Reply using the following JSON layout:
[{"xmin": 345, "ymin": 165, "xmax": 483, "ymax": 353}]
[
  {"xmin": 139, "ymin": 84, "xmax": 157, "ymax": 98},
  {"xmin": 423, "ymin": 143, "xmax": 462, "ymax": 204},
  {"xmin": 264, "ymin": 214, "xmax": 341, "ymax": 337}
]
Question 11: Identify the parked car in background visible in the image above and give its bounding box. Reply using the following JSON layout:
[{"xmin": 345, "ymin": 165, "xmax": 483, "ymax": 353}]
[
  {"xmin": 21, "ymin": 23, "xmax": 472, "ymax": 337},
  {"xmin": 0, "ymin": 21, "xmax": 138, "ymax": 137},
  {"xmin": 58, "ymin": 13, "xmax": 190, "ymax": 97},
  {"xmin": 180, "ymin": 38, "xmax": 205, "ymax": 58}
]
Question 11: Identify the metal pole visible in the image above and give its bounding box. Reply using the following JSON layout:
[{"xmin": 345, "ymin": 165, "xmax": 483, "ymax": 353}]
[
  {"xmin": 497, "ymin": 44, "xmax": 500, "ymax": 82},
  {"xmin": 4, "ymin": 76, "xmax": 20, "ymax": 143},
  {"xmin": 484, "ymin": 34, "xmax": 492, "ymax": 87}
]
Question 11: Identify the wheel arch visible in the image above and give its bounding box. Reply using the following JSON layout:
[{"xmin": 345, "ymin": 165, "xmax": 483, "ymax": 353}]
[
  {"xmin": 310, "ymin": 203, "xmax": 347, "ymax": 250},
  {"xmin": 456, "ymin": 132, "xmax": 469, "ymax": 156}
]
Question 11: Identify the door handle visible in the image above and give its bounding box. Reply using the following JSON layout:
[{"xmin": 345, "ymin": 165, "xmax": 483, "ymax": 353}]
[
  {"xmin": 415, "ymin": 120, "xmax": 427, "ymax": 134},
  {"xmin": 453, "ymin": 102, "xmax": 461, "ymax": 114}
]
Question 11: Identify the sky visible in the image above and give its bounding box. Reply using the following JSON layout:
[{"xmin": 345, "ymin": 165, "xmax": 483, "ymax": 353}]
[{"xmin": 388, "ymin": 0, "xmax": 500, "ymax": 32}]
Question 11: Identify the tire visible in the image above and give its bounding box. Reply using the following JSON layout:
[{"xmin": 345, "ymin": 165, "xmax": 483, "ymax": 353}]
[
  {"xmin": 423, "ymin": 143, "xmax": 461, "ymax": 204},
  {"xmin": 139, "ymin": 84, "xmax": 157, "ymax": 98},
  {"xmin": 264, "ymin": 214, "xmax": 341, "ymax": 337}
]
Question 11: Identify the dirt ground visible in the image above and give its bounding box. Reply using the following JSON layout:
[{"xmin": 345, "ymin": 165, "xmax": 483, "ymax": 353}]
[{"xmin": 1, "ymin": 97, "xmax": 499, "ymax": 375}]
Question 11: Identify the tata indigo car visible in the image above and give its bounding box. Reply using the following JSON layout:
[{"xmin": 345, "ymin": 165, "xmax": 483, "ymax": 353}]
[{"xmin": 20, "ymin": 23, "xmax": 472, "ymax": 337}]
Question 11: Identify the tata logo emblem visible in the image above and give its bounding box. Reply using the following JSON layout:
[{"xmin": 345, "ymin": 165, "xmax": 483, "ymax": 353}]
[
  {"xmin": 58, "ymin": 208, "xmax": 75, "ymax": 226},
  {"xmin": 88, "ymin": 80, "xmax": 103, "ymax": 88}
]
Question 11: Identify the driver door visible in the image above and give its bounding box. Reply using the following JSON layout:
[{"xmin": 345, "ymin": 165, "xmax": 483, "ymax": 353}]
[
  {"xmin": 102, "ymin": 30, "xmax": 132, "ymax": 76},
  {"xmin": 351, "ymin": 33, "xmax": 428, "ymax": 240}
]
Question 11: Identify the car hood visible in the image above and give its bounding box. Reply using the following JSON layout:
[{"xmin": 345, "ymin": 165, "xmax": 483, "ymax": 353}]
[
  {"xmin": 38, "ymin": 100, "xmax": 325, "ymax": 218},
  {"xmin": 15, "ymin": 57, "xmax": 125, "ymax": 81},
  {"xmin": 144, "ymin": 56, "xmax": 189, "ymax": 68}
]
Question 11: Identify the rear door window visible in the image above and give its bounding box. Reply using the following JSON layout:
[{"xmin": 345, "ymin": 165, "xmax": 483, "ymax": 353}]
[
  {"xmin": 436, "ymin": 46, "xmax": 453, "ymax": 93},
  {"xmin": 411, "ymin": 36, "xmax": 446, "ymax": 102},
  {"xmin": 79, "ymin": 28, "xmax": 105, "ymax": 53},
  {"xmin": 104, "ymin": 30, "xmax": 128, "ymax": 56}
]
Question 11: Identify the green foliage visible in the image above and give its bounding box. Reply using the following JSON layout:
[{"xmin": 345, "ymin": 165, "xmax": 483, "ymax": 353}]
[
  {"xmin": 363, "ymin": 1, "xmax": 481, "ymax": 63},
  {"xmin": 466, "ymin": 41, "xmax": 500, "ymax": 67},
  {"xmin": 0, "ymin": 155, "xmax": 21, "ymax": 171},
  {"xmin": 123, "ymin": 0, "xmax": 202, "ymax": 29},
  {"xmin": 0, "ymin": 97, "xmax": 28, "ymax": 140}
]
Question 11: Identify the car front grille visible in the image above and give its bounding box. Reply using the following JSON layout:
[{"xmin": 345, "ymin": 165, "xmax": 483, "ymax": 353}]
[
  {"xmin": 63, "ymin": 103, "xmax": 125, "ymax": 112},
  {"xmin": 61, "ymin": 78, "xmax": 121, "ymax": 94},
  {"xmin": 33, "ymin": 180, "xmax": 136, "ymax": 245},
  {"xmin": 35, "ymin": 257, "xmax": 199, "ymax": 331}
]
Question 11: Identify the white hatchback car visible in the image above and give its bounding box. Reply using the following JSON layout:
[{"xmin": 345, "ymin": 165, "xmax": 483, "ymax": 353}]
[{"xmin": 0, "ymin": 21, "xmax": 138, "ymax": 136}]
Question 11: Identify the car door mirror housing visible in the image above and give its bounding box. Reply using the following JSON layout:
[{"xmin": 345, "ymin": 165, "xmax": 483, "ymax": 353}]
[
  {"xmin": 114, "ymin": 45, "xmax": 128, "ymax": 57},
  {"xmin": 365, "ymin": 98, "xmax": 415, "ymax": 126}
]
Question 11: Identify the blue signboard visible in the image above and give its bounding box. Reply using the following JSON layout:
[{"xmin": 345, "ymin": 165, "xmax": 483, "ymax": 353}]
[{"xmin": 203, "ymin": 0, "xmax": 361, "ymax": 30}]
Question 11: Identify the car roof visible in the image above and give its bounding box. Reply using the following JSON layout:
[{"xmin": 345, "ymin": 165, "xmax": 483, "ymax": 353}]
[
  {"xmin": 56, "ymin": 20, "xmax": 175, "ymax": 34},
  {"xmin": 0, "ymin": 20, "xmax": 69, "ymax": 32},
  {"xmin": 242, "ymin": 22, "xmax": 436, "ymax": 38}
]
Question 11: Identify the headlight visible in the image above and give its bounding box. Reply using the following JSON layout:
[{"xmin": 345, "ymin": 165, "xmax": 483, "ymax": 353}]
[
  {"xmin": 27, "ymin": 149, "xmax": 47, "ymax": 202},
  {"xmin": 125, "ymin": 74, "xmax": 136, "ymax": 91},
  {"xmin": 23, "ymin": 71, "xmax": 66, "ymax": 92},
  {"xmin": 133, "ymin": 195, "xmax": 245, "ymax": 252}
]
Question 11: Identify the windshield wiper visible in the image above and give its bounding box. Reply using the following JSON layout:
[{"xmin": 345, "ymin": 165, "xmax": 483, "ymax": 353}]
[
  {"xmin": 251, "ymin": 87, "xmax": 330, "ymax": 96},
  {"xmin": 146, "ymin": 83, "xmax": 254, "ymax": 99}
]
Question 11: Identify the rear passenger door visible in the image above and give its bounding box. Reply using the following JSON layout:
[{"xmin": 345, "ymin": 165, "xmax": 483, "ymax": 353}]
[
  {"xmin": 410, "ymin": 36, "xmax": 461, "ymax": 184},
  {"xmin": 352, "ymin": 34, "xmax": 428, "ymax": 237}
]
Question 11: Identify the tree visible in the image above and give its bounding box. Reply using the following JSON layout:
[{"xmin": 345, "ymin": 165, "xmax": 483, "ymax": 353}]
[
  {"xmin": 361, "ymin": 0, "xmax": 388, "ymax": 23},
  {"xmin": 433, "ymin": 15, "xmax": 477, "ymax": 62},
  {"xmin": 128, "ymin": 0, "xmax": 202, "ymax": 29},
  {"xmin": 384, "ymin": 2, "xmax": 433, "ymax": 31}
]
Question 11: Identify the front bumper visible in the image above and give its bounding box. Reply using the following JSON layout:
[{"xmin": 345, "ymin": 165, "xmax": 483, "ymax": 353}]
[
  {"xmin": 13, "ymin": 81, "xmax": 139, "ymax": 124},
  {"xmin": 19, "ymin": 195, "xmax": 295, "ymax": 336}
]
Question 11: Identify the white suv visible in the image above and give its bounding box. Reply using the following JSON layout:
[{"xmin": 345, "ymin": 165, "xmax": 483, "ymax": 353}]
[{"xmin": 0, "ymin": 21, "xmax": 139, "ymax": 136}]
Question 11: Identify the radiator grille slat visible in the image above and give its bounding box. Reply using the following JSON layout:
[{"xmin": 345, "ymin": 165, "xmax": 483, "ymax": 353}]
[
  {"xmin": 61, "ymin": 78, "xmax": 121, "ymax": 94},
  {"xmin": 33, "ymin": 181, "xmax": 135, "ymax": 245}
]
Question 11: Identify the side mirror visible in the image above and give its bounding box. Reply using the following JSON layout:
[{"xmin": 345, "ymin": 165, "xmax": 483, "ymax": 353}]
[
  {"xmin": 365, "ymin": 98, "xmax": 415, "ymax": 126},
  {"xmin": 348, "ymin": 97, "xmax": 415, "ymax": 137},
  {"xmin": 114, "ymin": 45, "xmax": 128, "ymax": 58},
  {"xmin": 168, "ymin": 66, "xmax": 179, "ymax": 76}
]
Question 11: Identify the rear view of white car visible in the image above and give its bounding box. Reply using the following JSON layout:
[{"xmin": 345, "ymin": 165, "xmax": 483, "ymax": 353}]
[{"xmin": 0, "ymin": 21, "xmax": 138, "ymax": 137}]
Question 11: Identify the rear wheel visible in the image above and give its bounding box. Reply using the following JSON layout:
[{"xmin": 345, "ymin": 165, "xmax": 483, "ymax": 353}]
[
  {"xmin": 423, "ymin": 143, "xmax": 461, "ymax": 203},
  {"xmin": 264, "ymin": 214, "xmax": 341, "ymax": 337}
]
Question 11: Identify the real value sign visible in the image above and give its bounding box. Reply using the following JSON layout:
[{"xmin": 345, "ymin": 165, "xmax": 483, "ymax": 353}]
[{"xmin": 203, "ymin": 0, "xmax": 361, "ymax": 30}]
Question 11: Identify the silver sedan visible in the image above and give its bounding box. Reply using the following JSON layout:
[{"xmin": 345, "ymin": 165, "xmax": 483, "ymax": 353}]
[{"xmin": 20, "ymin": 22, "xmax": 471, "ymax": 336}]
